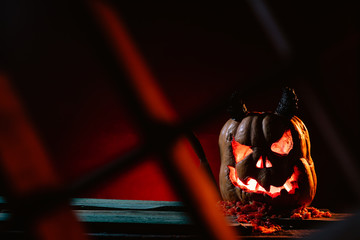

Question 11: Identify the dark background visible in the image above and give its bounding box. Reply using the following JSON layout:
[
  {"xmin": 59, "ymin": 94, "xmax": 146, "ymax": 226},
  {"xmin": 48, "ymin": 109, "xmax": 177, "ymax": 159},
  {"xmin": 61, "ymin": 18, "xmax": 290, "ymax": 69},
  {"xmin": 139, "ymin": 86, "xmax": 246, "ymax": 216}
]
[{"xmin": 1, "ymin": 1, "xmax": 359, "ymax": 212}]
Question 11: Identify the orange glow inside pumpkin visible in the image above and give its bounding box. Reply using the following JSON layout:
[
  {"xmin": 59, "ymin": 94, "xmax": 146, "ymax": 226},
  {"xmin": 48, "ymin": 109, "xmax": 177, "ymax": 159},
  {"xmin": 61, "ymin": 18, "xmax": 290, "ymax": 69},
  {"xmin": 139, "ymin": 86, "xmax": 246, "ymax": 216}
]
[
  {"xmin": 271, "ymin": 129, "xmax": 293, "ymax": 156},
  {"xmin": 229, "ymin": 130, "xmax": 299, "ymax": 198},
  {"xmin": 256, "ymin": 157, "xmax": 273, "ymax": 168},
  {"xmin": 231, "ymin": 139, "xmax": 253, "ymax": 163},
  {"xmin": 228, "ymin": 166, "xmax": 300, "ymax": 198}
]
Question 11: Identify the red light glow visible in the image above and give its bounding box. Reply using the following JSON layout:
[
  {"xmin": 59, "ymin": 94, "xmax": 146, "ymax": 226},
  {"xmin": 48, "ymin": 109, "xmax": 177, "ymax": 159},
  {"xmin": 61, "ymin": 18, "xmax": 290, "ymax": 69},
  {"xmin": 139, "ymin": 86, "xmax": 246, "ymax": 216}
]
[
  {"xmin": 231, "ymin": 139, "xmax": 253, "ymax": 164},
  {"xmin": 228, "ymin": 165, "xmax": 300, "ymax": 198}
]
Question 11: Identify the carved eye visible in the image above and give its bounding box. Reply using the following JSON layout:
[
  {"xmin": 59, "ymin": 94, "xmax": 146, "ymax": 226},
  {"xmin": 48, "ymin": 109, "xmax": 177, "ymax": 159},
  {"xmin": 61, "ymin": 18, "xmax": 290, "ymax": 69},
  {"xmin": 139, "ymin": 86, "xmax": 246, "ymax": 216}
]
[
  {"xmin": 271, "ymin": 129, "xmax": 293, "ymax": 156},
  {"xmin": 232, "ymin": 139, "xmax": 253, "ymax": 163}
]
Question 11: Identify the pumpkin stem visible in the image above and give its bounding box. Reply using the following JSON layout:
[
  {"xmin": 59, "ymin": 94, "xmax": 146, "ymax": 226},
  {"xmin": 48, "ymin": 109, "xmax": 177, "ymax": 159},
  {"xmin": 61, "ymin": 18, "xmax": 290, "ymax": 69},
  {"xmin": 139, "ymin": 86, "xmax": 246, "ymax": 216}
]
[
  {"xmin": 227, "ymin": 91, "xmax": 248, "ymax": 121},
  {"xmin": 275, "ymin": 87, "xmax": 298, "ymax": 118}
]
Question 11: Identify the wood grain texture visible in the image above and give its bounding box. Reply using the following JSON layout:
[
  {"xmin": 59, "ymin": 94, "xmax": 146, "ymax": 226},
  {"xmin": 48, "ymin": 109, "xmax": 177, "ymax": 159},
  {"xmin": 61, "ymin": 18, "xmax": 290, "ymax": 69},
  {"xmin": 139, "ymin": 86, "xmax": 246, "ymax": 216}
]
[{"xmin": 0, "ymin": 198, "xmax": 352, "ymax": 239}]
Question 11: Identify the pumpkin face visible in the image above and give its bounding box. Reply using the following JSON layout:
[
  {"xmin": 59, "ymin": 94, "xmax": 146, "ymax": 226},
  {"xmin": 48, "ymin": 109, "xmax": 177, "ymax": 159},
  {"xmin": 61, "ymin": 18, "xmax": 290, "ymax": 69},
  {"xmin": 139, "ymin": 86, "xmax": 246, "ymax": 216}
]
[{"xmin": 219, "ymin": 89, "xmax": 317, "ymax": 207}]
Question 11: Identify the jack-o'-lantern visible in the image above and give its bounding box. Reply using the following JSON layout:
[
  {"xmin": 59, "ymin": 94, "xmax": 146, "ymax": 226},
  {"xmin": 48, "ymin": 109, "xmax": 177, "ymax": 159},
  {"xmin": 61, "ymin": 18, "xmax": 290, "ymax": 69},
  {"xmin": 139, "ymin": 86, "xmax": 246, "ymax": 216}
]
[{"xmin": 219, "ymin": 88, "xmax": 316, "ymax": 207}]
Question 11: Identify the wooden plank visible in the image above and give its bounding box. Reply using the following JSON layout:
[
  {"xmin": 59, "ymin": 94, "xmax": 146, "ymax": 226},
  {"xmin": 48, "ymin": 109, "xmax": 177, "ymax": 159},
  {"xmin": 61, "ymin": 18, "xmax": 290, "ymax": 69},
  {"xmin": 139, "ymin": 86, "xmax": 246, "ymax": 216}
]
[
  {"xmin": 243, "ymin": 229, "xmax": 318, "ymax": 239},
  {"xmin": 87, "ymin": 233, "xmax": 202, "ymax": 240},
  {"xmin": 0, "ymin": 198, "xmax": 354, "ymax": 239},
  {"xmin": 1, "ymin": 197, "xmax": 185, "ymax": 210},
  {"xmin": 70, "ymin": 198, "xmax": 184, "ymax": 210},
  {"xmin": 271, "ymin": 214, "xmax": 350, "ymax": 230},
  {"xmin": 76, "ymin": 210, "xmax": 192, "ymax": 225},
  {"xmin": 0, "ymin": 212, "xmax": 9, "ymax": 221}
]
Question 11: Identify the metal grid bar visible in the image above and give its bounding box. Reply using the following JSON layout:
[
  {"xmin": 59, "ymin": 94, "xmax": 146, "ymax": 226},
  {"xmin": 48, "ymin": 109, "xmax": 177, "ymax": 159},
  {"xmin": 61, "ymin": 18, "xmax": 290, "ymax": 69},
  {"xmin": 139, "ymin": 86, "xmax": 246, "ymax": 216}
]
[
  {"xmin": 0, "ymin": 75, "xmax": 88, "ymax": 240},
  {"xmin": 88, "ymin": 1, "xmax": 238, "ymax": 239}
]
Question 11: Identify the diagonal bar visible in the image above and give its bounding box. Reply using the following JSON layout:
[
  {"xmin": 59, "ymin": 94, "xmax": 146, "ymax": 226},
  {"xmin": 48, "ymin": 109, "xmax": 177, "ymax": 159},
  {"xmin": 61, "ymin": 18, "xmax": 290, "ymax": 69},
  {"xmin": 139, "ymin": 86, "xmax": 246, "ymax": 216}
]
[
  {"xmin": 89, "ymin": 1, "xmax": 238, "ymax": 239},
  {"xmin": 0, "ymin": 74, "xmax": 88, "ymax": 240},
  {"xmin": 246, "ymin": 0, "xmax": 291, "ymax": 60}
]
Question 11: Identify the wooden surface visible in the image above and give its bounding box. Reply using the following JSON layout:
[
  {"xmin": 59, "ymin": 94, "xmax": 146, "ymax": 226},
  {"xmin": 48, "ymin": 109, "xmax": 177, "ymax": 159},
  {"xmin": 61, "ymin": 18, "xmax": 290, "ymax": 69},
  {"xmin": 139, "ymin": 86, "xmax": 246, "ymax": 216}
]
[{"xmin": 0, "ymin": 197, "xmax": 351, "ymax": 239}]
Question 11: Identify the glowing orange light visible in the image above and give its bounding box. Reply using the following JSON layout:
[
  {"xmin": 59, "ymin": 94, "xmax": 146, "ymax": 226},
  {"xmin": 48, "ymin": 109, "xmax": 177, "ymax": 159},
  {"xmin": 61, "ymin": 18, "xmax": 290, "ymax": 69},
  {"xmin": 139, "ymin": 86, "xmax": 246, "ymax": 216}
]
[
  {"xmin": 255, "ymin": 157, "xmax": 273, "ymax": 168},
  {"xmin": 232, "ymin": 139, "xmax": 253, "ymax": 163},
  {"xmin": 271, "ymin": 129, "xmax": 293, "ymax": 155},
  {"xmin": 228, "ymin": 165, "xmax": 300, "ymax": 198},
  {"xmin": 265, "ymin": 159, "xmax": 272, "ymax": 168},
  {"xmin": 256, "ymin": 158, "xmax": 264, "ymax": 168}
]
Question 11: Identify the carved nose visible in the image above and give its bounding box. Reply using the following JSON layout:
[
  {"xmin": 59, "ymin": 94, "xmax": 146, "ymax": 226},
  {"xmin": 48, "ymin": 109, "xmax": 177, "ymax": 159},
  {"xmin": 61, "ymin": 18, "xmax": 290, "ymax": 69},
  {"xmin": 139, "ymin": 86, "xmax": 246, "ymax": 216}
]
[{"xmin": 256, "ymin": 157, "xmax": 272, "ymax": 168}]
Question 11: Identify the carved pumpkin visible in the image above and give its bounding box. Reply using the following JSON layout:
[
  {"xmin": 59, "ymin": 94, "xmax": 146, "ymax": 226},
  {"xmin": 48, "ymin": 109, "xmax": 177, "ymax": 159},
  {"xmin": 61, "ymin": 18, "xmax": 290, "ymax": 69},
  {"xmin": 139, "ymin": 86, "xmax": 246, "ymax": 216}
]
[{"xmin": 219, "ymin": 88, "xmax": 317, "ymax": 207}]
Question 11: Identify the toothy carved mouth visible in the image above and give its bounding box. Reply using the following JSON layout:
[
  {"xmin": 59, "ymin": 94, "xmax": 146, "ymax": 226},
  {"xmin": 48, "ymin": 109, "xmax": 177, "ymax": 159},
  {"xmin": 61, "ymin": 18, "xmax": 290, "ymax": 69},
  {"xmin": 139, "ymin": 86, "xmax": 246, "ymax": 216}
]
[{"xmin": 228, "ymin": 166, "xmax": 300, "ymax": 198}]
